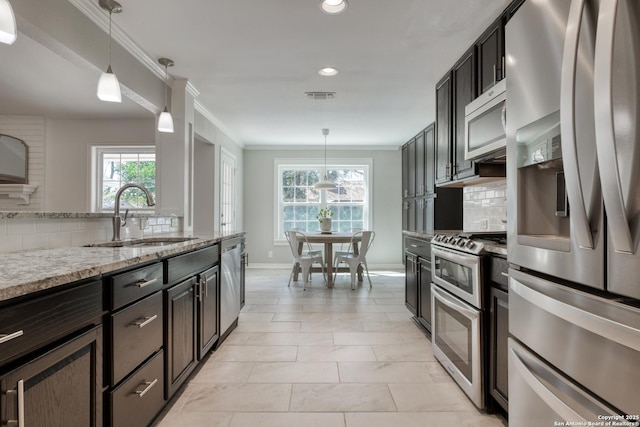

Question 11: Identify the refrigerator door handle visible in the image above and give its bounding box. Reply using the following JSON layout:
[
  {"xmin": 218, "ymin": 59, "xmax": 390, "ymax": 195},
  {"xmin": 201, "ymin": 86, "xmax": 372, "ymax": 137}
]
[
  {"xmin": 509, "ymin": 342, "xmax": 583, "ymax": 421},
  {"xmin": 594, "ymin": 0, "xmax": 634, "ymax": 253},
  {"xmin": 560, "ymin": 0, "xmax": 594, "ymax": 249},
  {"xmin": 510, "ymin": 270, "xmax": 640, "ymax": 352},
  {"xmin": 508, "ymin": 339, "xmax": 616, "ymax": 421}
]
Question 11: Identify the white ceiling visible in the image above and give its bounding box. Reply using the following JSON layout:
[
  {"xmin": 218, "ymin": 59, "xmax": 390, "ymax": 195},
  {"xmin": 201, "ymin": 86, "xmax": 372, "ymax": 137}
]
[{"xmin": 2, "ymin": 0, "xmax": 511, "ymax": 147}]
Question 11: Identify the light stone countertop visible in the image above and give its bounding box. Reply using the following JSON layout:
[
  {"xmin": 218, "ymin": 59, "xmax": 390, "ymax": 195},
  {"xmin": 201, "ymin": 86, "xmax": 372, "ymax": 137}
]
[
  {"xmin": 0, "ymin": 232, "xmax": 244, "ymax": 303},
  {"xmin": 0, "ymin": 211, "xmax": 179, "ymax": 219}
]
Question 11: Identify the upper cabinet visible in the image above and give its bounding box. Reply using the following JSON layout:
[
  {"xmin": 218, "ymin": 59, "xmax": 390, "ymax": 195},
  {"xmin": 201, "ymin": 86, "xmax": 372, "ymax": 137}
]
[
  {"xmin": 476, "ymin": 18, "xmax": 504, "ymax": 95},
  {"xmin": 453, "ymin": 46, "xmax": 477, "ymax": 181},
  {"xmin": 435, "ymin": 74, "xmax": 453, "ymax": 185},
  {"xmin": 435, "ymin": 46, "xmax": 477, "ymax": 184}
]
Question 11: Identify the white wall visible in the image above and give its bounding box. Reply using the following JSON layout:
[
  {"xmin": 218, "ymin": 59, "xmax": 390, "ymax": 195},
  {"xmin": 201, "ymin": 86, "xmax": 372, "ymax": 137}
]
[
  {"xmin": 243, "ymin": 148, "xmax": 402, "ymax": 267},
  {"xmin": 194, "ymin": 111, "xmax": 244, "ymax": 233},
  {"xmin": 45, "ymin": 118, "xmax": 155, "ymax": 212}
]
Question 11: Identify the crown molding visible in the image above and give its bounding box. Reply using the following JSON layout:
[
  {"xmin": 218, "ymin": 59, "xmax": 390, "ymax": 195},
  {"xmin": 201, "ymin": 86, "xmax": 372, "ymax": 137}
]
[
  {"xmin": 193, "ymin": 100, "xmax": 243, "ymax": 147},
  {"xmin": 244, "ymin": 144, "xmax": 400, "ymax": 151},
  {"xmin": 69, "ymin": 0, "xmax": 174, "ymax": 83}
]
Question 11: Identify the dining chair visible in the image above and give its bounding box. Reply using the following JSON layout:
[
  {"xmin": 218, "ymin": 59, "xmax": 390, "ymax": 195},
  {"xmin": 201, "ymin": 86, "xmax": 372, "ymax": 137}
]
[
  {"xmin": 334, "ymin": 230, "xmax": 375, "ymax": 290},
  {"xmin": 332, "ymin": 227, "xmax": 363, "ymax": 266},
  {"xmin": 285, "ymin": 230, "xmax": 326, "ymax": 291}
]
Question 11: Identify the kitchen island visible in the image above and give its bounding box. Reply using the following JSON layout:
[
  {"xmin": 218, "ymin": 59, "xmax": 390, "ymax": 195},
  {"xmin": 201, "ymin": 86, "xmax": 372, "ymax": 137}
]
[{"xmin": 0, "ymin": 232, "xmax": 245, "ymax": 427}]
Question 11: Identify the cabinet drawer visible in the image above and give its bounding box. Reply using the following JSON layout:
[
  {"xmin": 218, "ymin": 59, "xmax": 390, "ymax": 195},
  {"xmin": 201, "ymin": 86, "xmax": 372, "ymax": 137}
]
[
  {"xmin": 111, "ymin": 350, "xmax": 165, "ymax": 427},
  {"xmin": 165, "ymin": 245, "xmax": 218, "ymax": 285},
  {"xmin": 404, "ymin": 237, "xmax": 431, "ymax": 259},
  {"xmin": 0, "ymin": 280, "xmax": 103, "ymax": 366},
  {"xmin": 110, "ymin": 262, "xmax": 163, "ymax": 310},
  {"xmin": 111, "ymin": 292, "xmax": 163, "ymax": 385}
]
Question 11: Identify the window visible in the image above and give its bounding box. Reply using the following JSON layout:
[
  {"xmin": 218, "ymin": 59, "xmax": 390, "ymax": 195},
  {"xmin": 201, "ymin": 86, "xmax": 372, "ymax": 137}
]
[
  {"xmin": 276, "ymin": 159, "xmax": 371, "ymax": 240},
  {"xmin": 92, "ymin": 146, "xmax": 156, "ymax": 212}
]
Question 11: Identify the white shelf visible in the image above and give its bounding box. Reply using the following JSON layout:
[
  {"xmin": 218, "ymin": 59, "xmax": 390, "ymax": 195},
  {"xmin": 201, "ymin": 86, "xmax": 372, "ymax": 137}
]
[{"xmin": 0, "ymin": 184, "xmax": 39, "ymax": 205}]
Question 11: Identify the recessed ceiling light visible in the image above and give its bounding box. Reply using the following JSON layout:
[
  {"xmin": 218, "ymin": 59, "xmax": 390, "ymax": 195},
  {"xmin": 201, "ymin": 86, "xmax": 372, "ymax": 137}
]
[
  {"xmin": 318, "ymin": 67, "xmax": 339, "ymax": 77},
  {"xmin": 320, "ymin": 0, "xmax": 348, "ymax": 14}
]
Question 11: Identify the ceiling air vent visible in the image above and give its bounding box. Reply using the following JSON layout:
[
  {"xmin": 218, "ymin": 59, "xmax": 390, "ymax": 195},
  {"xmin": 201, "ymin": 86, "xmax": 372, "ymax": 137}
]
[{"xmin": 305, "ymin": 92, "xmax": 336, "ymax": 100}]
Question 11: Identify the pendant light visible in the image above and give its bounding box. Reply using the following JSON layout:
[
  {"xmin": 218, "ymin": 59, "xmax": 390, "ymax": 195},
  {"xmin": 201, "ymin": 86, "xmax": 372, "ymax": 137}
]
[
  {"xmin": 97, "ymin": 0, "xmax": 122, "ymax": 103},
  {"xmin": 315, "ymin": 128, "xmax": 337, "ymax": 190},
  {"xmin": 0, "ymin": 0, "xmax": 17, "ymax": 45},
  {"xmin": 157, "ymin": 57, "xmax": 174, "ymax": 133}
]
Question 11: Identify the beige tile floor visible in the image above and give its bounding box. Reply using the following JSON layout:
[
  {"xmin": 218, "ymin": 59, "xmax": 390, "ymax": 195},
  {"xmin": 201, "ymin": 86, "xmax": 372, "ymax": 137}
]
[{"xmin": 155, "ymin": 268, "xmax": 506, "ymax": 427}]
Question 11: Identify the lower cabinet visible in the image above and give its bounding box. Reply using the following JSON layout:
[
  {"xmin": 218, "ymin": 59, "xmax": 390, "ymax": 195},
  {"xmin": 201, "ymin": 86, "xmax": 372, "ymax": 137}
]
[
  {"xmin": 417, "ymin": 259, "xmax": 432, "ymax": 333},
  {"xmin": 197, "ymin": 266, "xmax": 219, "ymax": 360},
  {"xmin": 404, "ymin": 254, "xmax": 418, "ymax": 315},
  {"xmin": 0, "ymin": 325, "xmax": 103, "ymax": 427},
  {"xmin": 164, "ymin": 276, "xmax": 198, "ymax": 400},
  {"xmin": 489, "ymin": 285, "xmax": 509, "ymax": 412},
  {"xmin": 110, "ymin": 350, "xmax": 164, "ymax": 427}
]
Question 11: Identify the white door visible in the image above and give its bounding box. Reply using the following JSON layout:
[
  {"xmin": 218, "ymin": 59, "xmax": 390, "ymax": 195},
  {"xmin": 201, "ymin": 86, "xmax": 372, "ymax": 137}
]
[{"xmin": 220, "ymin": 148, "xmax": 236, "ymax": 234}]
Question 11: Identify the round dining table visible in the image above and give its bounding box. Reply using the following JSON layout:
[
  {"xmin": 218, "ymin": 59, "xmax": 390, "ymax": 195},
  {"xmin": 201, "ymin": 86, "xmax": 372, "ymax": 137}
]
[{"xmin": 293, "ymin": 231, "xmax": 362, "ymax": 288}]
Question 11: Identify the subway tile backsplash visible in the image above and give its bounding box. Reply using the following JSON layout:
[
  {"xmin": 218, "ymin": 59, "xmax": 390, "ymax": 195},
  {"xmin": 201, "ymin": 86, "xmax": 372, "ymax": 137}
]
[
  {"xmin": 463, "ymin": 180, "xmax": 507, "ymax": 232},
  {"xmin": 0, "ymin": 215, "xmax": 183, "ymax": 253}
]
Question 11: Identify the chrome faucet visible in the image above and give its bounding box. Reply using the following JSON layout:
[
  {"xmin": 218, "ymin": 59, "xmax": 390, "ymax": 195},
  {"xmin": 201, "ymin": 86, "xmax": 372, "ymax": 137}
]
[{"xmin": 112, "ymin": 183, "xmax": 155, "ymax": 241}]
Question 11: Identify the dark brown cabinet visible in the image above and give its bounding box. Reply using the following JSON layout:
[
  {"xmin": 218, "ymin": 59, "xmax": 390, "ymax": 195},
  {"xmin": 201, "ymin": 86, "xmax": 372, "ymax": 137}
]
[
  {"xmin": 1, "ymin": 326, "xmax": 103, "ymax": 427},
  {"xmin": 477, "ymin": 19, "xmax": 504, "ymax": 95},
  {"xmin": 417, "ymin": 260, "xmax": 432, "ymax": 332},
  {"xmin": 452, "ymin": 46, "xmax": 477, "ymax": 181},
  {"xmin": 404, "ymin": 236, "xmax": 432, "ymax": 334},
  {"xmin": 437, "ymin": 44, "xmax": 498, "ymax": 183},
  {"xmin": 435, "ymin": 73, "xmax": 453, "ymax": 185},
  {"xmin": 404, "ymin": 254, "xmax": 418, "ymax": 315},
  {"xmin": 197, "ymin": 266, "xmax": 219, "ymax": 360},
  {"xmin": 164, "ymin": 276, "xmax": 198, "ymax": 399},
  {"xmin": 488, "ymin": 254, "xmax": 509, "ymax": 413}
]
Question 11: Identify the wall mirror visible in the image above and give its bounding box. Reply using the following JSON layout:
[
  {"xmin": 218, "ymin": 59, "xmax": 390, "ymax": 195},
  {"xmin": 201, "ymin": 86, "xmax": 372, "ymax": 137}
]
[{"xmin": 0, "ymin": 134, "xmax": 28, "ymax": 184}]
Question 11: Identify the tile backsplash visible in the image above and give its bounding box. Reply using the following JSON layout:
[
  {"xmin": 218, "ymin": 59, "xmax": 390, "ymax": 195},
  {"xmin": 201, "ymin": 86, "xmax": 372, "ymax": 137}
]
[
  {"xmin": 463, "ymin": 180, "xmax": 507, "ymax": 231},
  {"xmin": 0, "ymin": 214, "xmax": 182, "ymax": 253}
]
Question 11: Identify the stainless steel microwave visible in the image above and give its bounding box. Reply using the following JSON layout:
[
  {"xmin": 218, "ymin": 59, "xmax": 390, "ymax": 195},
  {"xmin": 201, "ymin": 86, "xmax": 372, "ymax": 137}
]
[{"xmin": 464, "ymin": 79, "xmax": 507, "ymax": 161}]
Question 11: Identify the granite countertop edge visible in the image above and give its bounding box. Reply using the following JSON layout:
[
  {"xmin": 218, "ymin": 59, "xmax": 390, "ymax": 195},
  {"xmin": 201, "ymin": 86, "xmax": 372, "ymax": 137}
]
[
  {"xmin": 0, "ymin": 231, "xmax": 245, "ymax": 303},
  {"xmin": 0, "ymin": 211, "xmax": 181, "ymax": 220}
]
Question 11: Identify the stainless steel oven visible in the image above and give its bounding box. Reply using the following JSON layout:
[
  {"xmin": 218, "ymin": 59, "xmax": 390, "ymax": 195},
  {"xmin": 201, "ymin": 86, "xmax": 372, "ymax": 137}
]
[{"xmin": 430, "ymin": 233, "xmax": 502, "ymax": 409}]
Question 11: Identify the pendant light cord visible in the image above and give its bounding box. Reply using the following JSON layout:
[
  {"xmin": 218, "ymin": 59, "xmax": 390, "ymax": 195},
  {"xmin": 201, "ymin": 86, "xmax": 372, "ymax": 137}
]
[
  {"xmin": 164, "ymin": 64, "xmax": 168, "ymax": 108},
  {"xmin": 324, "ymin": 134, "xmax": 328, "ymax": 179},
  {"xmin": 108, "ymin": 10, "xmax": 112, "ymax": 67}
]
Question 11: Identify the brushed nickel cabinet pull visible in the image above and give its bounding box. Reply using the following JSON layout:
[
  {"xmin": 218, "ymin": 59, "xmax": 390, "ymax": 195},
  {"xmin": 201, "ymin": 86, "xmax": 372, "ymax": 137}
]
[
  {"xmin": 132, "ymin": 315, "xmax": 158, "ymax": 328},
  {"xmin": 500, "ymin": 272, "xmax": 509, "ymax": 278},
  {"xmin": 134, "ymin": 278, "xmax": 158, "ymax": 288},
  {"xmin": 134, "ymin": 378, "xmax": 158, "ymax": 398},
  {"xmin": 0, "ymin": 330, "xmax": 24, "ymax": 344}
]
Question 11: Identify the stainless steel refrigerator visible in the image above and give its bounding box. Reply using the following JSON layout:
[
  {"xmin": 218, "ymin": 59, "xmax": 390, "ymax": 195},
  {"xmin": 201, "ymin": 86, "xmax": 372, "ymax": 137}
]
[{"xmin": 506, "ymin": 0, "xmax": 640, "ymax": 424}]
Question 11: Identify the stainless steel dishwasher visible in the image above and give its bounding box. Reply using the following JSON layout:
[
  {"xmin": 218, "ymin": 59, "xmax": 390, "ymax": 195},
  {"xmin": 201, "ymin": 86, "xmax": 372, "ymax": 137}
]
[{"xmin": 220, "ymin": 237, "xmax": 243, "ymax": 342}]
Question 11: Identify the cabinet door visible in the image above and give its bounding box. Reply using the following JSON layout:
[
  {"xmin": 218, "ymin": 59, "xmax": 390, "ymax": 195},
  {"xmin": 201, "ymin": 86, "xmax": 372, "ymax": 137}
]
[
  {"xmin": 477, "ymin": 19, "xmax": 504, "ymax": 94},
  {"xmin": 489, "ymin": 286, "xmax": 509, "ymax": 412},
  {"xmin": 415, "ymin": 131, "xmax": 426, "ymax": 196},
  {"xmin": 435, "ymin": 73, "xmax": 453, "ymax": 184},
  {"xmin": 402, "ymin": 144, "xmax": 409, "ymax": 198},
  {"xmin": 424, "ymin": 123, "xmax": 436, "ymax": 195},
  {"xmin": 407, "ymin": 138, "xmax": 416, "ymax": 197},
  {"xmin": 453, "ymin": 47, "xmax": 476, "ymax": 180},
  {"xmin": 407, "ymin": 199, "xmax": 416, "ymax": 232},
  {"xmin": 165, "ymin": 277, "xmax": 197, "ymax": 399},
  {"xmin": 404, "ymin": 254, "xmax": 418, "ymax": 315},
  {"xmin": 415, "ymin": 199, "xmax": 425, "ymax": 233},
  {"xmin": 1, "ymin": 326, "xmax": 102, "ymax": 427},
  {"xmin": 418, "ymin": 259, "xmax": 432, "ymax": 333},
  {"xmin": 198, "ymin": 266, "xmax": 219, "ymax": 360}
]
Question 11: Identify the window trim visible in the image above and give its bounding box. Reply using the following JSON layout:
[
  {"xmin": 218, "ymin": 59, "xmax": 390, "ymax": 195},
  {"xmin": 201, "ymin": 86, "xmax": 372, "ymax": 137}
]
[
  {"xmin": 91, "ymin": 145, "xmax": 156, "ymax": 213},
  {"xmin": 273, "ymin": 157, "xmax": 372, "ymax": 243}
]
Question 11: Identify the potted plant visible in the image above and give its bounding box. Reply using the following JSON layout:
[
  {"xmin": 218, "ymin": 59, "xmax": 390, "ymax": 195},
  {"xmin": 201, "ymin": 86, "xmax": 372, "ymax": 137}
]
[{"xmin": 317, "ymin": 207, "xmax": 334, "ymax": 233}]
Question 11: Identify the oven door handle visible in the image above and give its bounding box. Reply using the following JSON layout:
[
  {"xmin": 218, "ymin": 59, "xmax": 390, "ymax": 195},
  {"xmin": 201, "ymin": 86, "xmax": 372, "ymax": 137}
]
[
  {"xmin": 431, "ymin": 246, "xmax": 479, "ymax": 269},
  {"xmin": 432, "ymin": 285, "xmax": 478, "ymax": 319}
]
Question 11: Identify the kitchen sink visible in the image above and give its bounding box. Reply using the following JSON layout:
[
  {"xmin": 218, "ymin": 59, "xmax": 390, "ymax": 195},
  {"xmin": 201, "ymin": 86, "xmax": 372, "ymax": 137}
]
[{"xmin": 84, "ymin": 237, "xmax": 197, "ymax": 248}]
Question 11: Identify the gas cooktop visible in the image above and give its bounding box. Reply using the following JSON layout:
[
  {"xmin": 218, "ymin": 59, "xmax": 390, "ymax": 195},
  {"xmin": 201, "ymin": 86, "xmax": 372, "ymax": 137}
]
[{"xmin": 431, "ymin": 231, "xmax": 506, "ymax": 255}]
